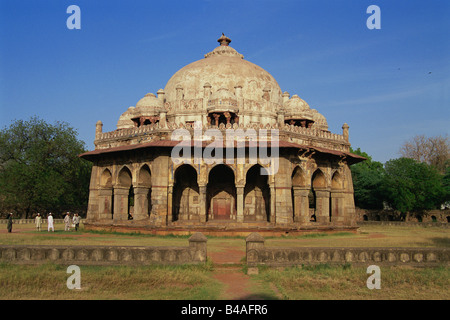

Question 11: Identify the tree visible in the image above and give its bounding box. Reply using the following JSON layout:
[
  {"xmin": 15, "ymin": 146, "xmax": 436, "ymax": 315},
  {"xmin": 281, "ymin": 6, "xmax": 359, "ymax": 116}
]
[
  {"xmin": 349, "ymin": 147, "xmax": 385, "ymax": 209},
  {"xmin": 0, "ymin": 117, "xmax": 92, "ymax": 218},
  {"xmin": 400, "ymin": 134, "xmax": 449, "ymax": 173},
  {"xmin": 381, "ymin": 158, "xmax": 446, "ymax": 213}
]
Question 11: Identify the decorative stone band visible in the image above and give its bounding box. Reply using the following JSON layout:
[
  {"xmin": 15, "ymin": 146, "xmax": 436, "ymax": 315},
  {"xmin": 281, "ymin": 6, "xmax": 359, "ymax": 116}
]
[
  {"xmin": 245, "ymin": 233, "xmax": 449, "ymax": 271},
  {"xmin": 0, "ymin": 232, "xmax": 207, "ymax": 265}
]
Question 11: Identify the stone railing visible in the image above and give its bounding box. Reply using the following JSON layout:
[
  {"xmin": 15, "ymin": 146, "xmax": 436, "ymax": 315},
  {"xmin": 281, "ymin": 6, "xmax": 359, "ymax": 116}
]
[
  {"xmin": 245, "ymin": 233, "xmax": 449, "ymax": 274},
  {"xmin": 95, "ymin": 122, "xmax": 346, "ymax": 148},
  {"xmin": 0, "ymin": 232, "xmax": 207, "ymax": 266}
]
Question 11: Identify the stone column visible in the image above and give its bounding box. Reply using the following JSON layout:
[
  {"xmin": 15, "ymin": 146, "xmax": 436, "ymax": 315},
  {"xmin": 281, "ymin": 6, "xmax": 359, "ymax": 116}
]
[
  {"xmin": 199, "ymin": 185, "xmax": 207, "ymax": 222},
  {"xmin": 167, "ymin": 185, "xmax": 173, "ymax": 224},
  {"xmin": 236, "ymin": 185, "xmax": 244, "ymax": 223},
  {"xmin": 98, "ymin": 188, "xmax": 113, "ymax": 220},
  {"xmin": 292, "ymin": 187, "xmax": 310, "ymax": 224},
  {"xmin": 330, "ymin": 191, "xmax": 344, "ymax": 225},
  {"xmin": 315, "ymin": 189, "xmax": 330, "ymax": 224},
  {"xmin": 133, "ymin": 186, "xmax": 150, "ymax": 221},
  {"xmin": 270, "ymin": 185, "xmax": 276, "ymax": 223},
  {"xmin": 113, "ymin": 187, "xmax": 129, "ymax": 222}
]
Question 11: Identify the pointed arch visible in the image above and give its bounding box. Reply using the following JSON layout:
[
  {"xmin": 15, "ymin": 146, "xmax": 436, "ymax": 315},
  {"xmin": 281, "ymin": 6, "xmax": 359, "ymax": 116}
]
[
  {"xmin": 244, "ymin": 164, "xmax": 270, "ymax": 222},
  {"xmin": 172, "ymin": 164, "xmax": 199, "ymax": 222},
  {"xmin": 331, "ymin": 170, "xmax": 343, "ymax": 190},
  {"xmin": 207, "ymin": 164, "xmax": 236, "ymax": 221},
  {"xmin": 138, "ymin": 164, "xmax": 152, "ymax": 187},
  {"xmin": 100, "ymin": 168, "xmax": 112, "ymax": 188},
  {"xmin": 312, "ymin": 169, "xmax": 326, "ymax": 189},
  {"xmin": 292, "ymin": 166, "xmax": 306, "ymax": 187}
]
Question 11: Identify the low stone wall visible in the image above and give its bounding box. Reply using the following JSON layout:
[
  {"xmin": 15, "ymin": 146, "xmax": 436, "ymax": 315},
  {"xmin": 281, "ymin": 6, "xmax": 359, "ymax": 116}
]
[
  {"xmin": 0, "ymin": 232, "xmax": 207, "ymax": 266},
  {"xmin": 357, "ymin": 221, "xmax": 449, "ymax": 228},
  {"xmin": 245, "ymin": 233, "xmax": 449, "ymax": 273},
  {"xmin": 0, "ymin": 219, "xmax": 76, "ymax": 224}
]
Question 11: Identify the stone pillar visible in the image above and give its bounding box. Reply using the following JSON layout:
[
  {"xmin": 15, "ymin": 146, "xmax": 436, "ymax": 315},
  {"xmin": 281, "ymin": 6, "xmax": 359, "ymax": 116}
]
[
  {"xmin": 270, "ymin": 185, "xmax": 276, "ymax": 223},
  {"xmin": 277, "ymin": 109, "xmax": 285, "ymax": 128},
  {"xmin": 189, "ymin": 232, "xmax": 208, "ymax": 262},
  {"xmin": 199, "ymin": 185, "xmax": 207, "ymax": 222},
  {"xmin": 98, "ymin": 188, "xmax": 113, "ymax": 220},
  {"xmin": 315, "ymin": 189, "xmax": 330, "ymax": 224},
  {"xmin": 95, "ymin": 120, "xmax": 103, "ymax": 140},
  {"xmin": 167, "ymin": 185, "xmax": 173, "ymax": 224},
  {"xmin": 342, "ymin": 123, "xmax": 349, "ymax": 142},
  {"xmin": 113, "ymin": 187, "xmax": 129, "ymax": 222},
  {"xmin": 292, "ymin": 187, "xmax": 310, "ymax": 224},
  {"xmin": 236, "ymin": 185, "xmax": 244, "ymax": 223},
  {"xmin": 330, "ymin": 191, "xmax": 345, "ymax": 225},
  {"xmin": 133, "ymin": 186, "xmax": 150, "ymax": 221}
]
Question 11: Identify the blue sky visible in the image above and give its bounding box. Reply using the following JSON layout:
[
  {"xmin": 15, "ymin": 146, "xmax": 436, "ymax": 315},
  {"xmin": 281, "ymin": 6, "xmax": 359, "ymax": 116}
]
[{"xmin": 0, "ymin": 0, "xmax": 449, "ymax": 163}]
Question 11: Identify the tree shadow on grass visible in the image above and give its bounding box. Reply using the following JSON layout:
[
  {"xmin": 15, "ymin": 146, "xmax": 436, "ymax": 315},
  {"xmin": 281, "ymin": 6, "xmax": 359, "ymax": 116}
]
[{"xmin": 430, "ymin": 237, "xmax": 450, "ymax": 247}]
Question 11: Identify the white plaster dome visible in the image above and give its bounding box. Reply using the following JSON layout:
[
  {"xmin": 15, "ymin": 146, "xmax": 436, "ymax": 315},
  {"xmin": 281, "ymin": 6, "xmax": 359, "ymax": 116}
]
[{"xmin": 164, "ymin": 34, "xmax": 283, "ymax": 112}]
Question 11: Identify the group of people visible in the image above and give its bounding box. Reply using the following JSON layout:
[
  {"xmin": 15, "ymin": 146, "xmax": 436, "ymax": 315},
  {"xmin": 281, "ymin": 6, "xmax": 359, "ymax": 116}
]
[{"xmin": 5, "ymin": 212, "xmax": 81, "ymax": 233}]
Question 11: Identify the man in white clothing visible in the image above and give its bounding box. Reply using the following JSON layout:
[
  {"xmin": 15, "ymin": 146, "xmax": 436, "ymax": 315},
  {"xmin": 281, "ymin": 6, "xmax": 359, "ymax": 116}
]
[
  {"xmin": 64, "ymin": 212, "xmax": 71, "ymax": 231},
  {"xmin": 48, "ymin": 213, "xmax": 54, "ymax": 232}
]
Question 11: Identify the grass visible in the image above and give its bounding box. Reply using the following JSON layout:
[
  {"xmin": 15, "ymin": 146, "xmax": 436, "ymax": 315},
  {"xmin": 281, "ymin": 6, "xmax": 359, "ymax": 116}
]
[
  {"xmin": 1, "ymin": 223, "xmax": 449, "ymax": 300},
  {"xmin": 0, "ymin": 261, "xmax": 221, "ymax": 300},
  {"xmin": 253, "ymin": 264, "xmax": 450, "ymax": 300}
]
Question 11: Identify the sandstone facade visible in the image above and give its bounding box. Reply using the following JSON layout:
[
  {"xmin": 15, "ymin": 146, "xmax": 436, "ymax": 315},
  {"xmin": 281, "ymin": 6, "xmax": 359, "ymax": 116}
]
[{"xmin": 80, "ymin": 34, "xmax": 365, "ymax": 233}]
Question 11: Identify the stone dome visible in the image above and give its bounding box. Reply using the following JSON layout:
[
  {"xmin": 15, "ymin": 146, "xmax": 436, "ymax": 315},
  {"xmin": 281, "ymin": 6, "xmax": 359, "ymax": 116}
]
[
  {"xmin": 164, "ymin": 34, "xmax": 283, "ymax": 112},
  {"xmin": 135, "ymin": 93, "xmax": 162, "ymax": 117},
  {"xmin": 311, "ymin": 109, "xmax": 329, "ymax": 131},
  {"xmin": 117, "ymin": 106, "xmax": 136, "ymax": 129},
  {"xmin": 284, "ymin": 94, "xmax": 314, "ymax": 121}
]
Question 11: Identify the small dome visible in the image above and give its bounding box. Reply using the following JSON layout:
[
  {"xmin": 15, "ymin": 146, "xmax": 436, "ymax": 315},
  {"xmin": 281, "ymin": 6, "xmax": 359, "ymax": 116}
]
[
  {"xmin": 311, "ymin": 109, "xmax": 328, "ymax": 131},
  {"xmin": 135, "ymin": 93, "xmax": 162, "ymax": 117},
  {"xmin": 284, "ymin": 94, "xmax": 314, "ymax": 120},
  {"xmin": 117, "ymin": 107, "xmax": 135, "ymax": 129}
]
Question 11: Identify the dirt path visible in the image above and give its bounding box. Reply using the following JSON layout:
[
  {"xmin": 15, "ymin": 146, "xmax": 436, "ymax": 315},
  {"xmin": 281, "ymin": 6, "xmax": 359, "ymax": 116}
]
[{"xmin": 208, "ymin": 247, "xmax": 281, "ymax": 300}]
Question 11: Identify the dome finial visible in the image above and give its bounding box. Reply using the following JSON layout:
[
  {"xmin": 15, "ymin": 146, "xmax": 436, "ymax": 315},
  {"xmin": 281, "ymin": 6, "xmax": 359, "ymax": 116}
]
[{"xmin": 218, "ymin": 33, "xmax": 231, "ymax": 46}]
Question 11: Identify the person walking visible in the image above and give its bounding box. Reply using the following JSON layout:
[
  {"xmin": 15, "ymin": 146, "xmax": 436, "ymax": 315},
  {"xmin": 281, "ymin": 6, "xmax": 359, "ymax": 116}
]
[
  {"xmin": 64, "ymin": 212, "xmax": 71, "ymax": 231},
  {"xmin": 6, "ymin": 213, "xmax": 13, "ymax": 233},
  {"xmin": 35, "ymin": 213, "xmax": 42, "ymax": 231},
  {"xmin": 73, "ymin": 213, "xmax": 81, "ymax": 231},
  {"xmin": 47, "ymin": 213, "xmax": 54, "ymax": 232}
]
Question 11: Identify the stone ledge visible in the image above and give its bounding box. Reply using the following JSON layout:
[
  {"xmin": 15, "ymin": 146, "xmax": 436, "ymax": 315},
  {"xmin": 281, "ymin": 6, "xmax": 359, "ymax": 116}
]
[
  {"xmin": 0, "ymin": 233, "xmax": 207, "ymax": 266},
  {"xmin": 245, "ymin": 233, "xmax": 449, "ymax": 273}
]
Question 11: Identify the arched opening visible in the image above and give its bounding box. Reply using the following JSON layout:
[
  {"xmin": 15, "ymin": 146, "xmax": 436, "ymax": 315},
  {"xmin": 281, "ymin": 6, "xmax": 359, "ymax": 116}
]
[
  {"xmin": 291, "ymin": 166, "xmax": 306, "ymax": 222},
  {"xmin": 100, "ymin": 169, "xmax": 113, "ymax": 188},
  {"xmin": 100, "ymin": 169, "xmax": 113, "ymax": 219},
  {"xmin": 310, "ymin": 169, "xmax": 326, "ymax": 222},
  {"xmin": 138, "ymin": 165, "xmax": 152, "ymax": 217},
  {"xmin": 207, "ymin": 165, "xmax": 236, "ymax": 221},
  {"xmin": 117, "ymin": 166, "xmax": 133, "ymax": 221},
  {"xmin": 363, "ymin": 214, "xmax": 368, "ymax": 221},
  {"xmin": 128, "ymin": 186, "xmax": 134, "ymax": 220},
  {"xmin": 244, "ymin": 165, "xmax": 270, "ymax": 222},
  {"xmin": 172, "ymin": 165, "xmax": 199, "ymax": 222},
  {"xmin": 431, "ymin": 215, "xmax": 437, "ymax": 222},
  {"xmin": 447, "ymin": 216, "xmax": 450, "ymax": 223},
  {"xmin": 330, "ymin": 171, "xmax": 343, "ymax": 222}
]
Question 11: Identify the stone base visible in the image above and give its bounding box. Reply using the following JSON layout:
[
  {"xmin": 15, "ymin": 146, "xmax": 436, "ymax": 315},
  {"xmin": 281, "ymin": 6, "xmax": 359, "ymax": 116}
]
[{"xmin": 83, "ymin": 220, "xmax": 359, "ymax": 237}]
